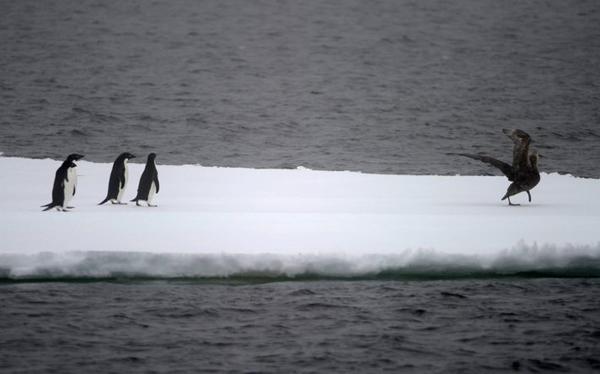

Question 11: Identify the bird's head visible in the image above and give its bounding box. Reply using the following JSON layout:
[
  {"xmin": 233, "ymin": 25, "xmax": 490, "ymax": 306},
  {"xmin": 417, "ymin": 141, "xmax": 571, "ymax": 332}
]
[
  {"xmin": 67, "ymin": 154, "xmax": 84, "ymax": 161},
  {"xmin": 119, "ymin": 152, "xmax": 136, "ymax": 160}
]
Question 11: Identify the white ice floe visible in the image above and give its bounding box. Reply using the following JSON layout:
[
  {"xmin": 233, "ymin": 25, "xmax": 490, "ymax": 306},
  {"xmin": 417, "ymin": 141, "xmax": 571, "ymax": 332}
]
[{"xmin": 0, "ymin": 156, "xmax": 599, "ymax": 278}]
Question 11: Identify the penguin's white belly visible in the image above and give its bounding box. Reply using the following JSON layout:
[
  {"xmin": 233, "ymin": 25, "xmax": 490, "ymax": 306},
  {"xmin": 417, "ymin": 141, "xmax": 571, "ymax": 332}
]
[
  {"xmin": 117, "ymin": 165, "xmax": 128, "ymax": 201},
  {"xmin": 147, "ymin": 181, "xmax": 156, "ymax": 203},
  {"xmin": 64, "ymin": 168, "xmax": 77, "ymax": 207}
]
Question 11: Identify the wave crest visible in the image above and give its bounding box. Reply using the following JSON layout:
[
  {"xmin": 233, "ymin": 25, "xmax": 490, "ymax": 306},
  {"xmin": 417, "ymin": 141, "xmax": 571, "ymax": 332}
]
[{"xmin": 2, "ymin": 242, "xmax": 600, "ymax": 282}]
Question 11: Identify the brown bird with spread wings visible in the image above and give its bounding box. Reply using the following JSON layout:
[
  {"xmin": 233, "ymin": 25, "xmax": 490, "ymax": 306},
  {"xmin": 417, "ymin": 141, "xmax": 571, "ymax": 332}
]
[{"xmin": 450, "ymin": 129, "xmax": 541, "ymax": 206}]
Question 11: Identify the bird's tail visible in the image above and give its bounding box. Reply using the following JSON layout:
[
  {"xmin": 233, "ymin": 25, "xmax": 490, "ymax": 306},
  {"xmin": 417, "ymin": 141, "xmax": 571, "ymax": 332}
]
[
  {"xmin": 40, "ymin": 202, "xmax": 52, "ymax": 208},
  {"xmin": 501, "ymin": 183, "xmax": 521, "ymax": 201},
  {"xmin": 42, "ymin": 203, "xmax": 59, "ymax": 211},
  {"xmin": 130, "ymin": 197, "xmax": 138, "ymax": 202},
  {"xmin": 98, "ymin": 197, "xmax": 110, "ymax": 205}
]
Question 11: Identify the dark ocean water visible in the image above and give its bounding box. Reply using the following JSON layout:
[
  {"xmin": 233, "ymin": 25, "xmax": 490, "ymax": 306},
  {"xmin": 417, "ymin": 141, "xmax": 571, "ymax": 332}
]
[
  {"xmin": 1, "ymin": 279, "xmax": 600, "ymax": 373},
  {"xmin": 1, "ymin": 0, "xmax": 600, "ymax": 176},
  {"xmin": 2, "ymin": 1, "xmax": 600, "ymax": 372}
]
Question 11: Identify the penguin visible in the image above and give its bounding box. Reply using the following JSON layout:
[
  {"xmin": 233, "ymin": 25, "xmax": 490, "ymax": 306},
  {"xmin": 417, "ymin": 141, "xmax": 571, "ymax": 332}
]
[
  {"xmin": 41, "ymin": 153, "xmax": 84, "ymax": 212},
  {"xmin": 98, "ymin": 152, "xmax": 136, "ymax": 205},
  {"xmin": 131, "ymin": 153, "xmax": 160, "ymax": 207}
]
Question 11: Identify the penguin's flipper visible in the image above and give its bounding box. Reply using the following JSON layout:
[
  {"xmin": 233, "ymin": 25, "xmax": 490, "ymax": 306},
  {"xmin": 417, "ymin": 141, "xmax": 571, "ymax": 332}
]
[
  {"xmin": 120, "ymin": 167, "xmax": 126, "ymax": 189},
  {"xmin": 73, "ymin": 185, "xmax": 76, "ymax": 196},
  {"xmin": 154, "ymin": 175, "xmax": 160, "ymax": 193}
]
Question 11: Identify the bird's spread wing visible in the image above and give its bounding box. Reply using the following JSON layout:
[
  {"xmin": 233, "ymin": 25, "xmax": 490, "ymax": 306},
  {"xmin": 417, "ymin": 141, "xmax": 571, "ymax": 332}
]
[
  {"xmin": 502, "ymin": 128, "xmax": 531, "ymax": 172},
  {"xmin": 449, "ymin": 153, "xmax": 514, "ymax": 180}
]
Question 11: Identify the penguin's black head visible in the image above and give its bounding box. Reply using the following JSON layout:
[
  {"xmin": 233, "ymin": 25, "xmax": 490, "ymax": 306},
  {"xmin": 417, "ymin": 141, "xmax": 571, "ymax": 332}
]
[
  {"xmin": 67, "ymin": 154, "xmax": 84, "ymax": 161},
  {"xmin": 119, "ymin": 152, "xmax": 136, "ymax": 160},
  {"xmin": 148, "ymin": 153, "xmax": 157, "ymax": 161}
]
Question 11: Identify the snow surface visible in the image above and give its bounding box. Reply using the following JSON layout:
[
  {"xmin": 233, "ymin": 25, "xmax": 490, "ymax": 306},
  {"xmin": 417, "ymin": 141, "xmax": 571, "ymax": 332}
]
[{"xmin": 1, "ymin": 156, "xmax": 599, "ymax": 278}]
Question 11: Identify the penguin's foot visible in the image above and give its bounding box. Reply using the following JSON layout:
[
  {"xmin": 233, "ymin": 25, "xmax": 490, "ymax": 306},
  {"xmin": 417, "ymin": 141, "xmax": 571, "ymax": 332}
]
[
  {"xmin": 136, "ymin": 201, "xmax": 142, "ymax": 207},
  {"xmin": 117, "ymin": 202, "xmax": 127, "ymax": 205},
  {"xmin": 66, "ymin": 206, "xmax": 75, "ymax": 209},
  {"xmin": 148, "ymin": 204, "xmax": 158, "ymax": 207}
]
